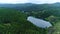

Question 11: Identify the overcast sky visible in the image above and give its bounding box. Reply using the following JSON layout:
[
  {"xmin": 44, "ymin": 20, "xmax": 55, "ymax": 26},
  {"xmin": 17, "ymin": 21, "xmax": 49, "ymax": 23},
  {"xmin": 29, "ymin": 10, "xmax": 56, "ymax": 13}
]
[{"xmin": 0, "ymin": 0, "xmax": 60, "ymax": 4}]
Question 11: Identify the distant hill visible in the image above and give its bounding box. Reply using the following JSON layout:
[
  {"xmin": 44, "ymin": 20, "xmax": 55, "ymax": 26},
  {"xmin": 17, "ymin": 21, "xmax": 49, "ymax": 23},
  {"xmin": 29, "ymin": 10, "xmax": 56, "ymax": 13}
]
[{"xmin": 0, "ymin": 3, "xmax": 60, "ymax": 12}]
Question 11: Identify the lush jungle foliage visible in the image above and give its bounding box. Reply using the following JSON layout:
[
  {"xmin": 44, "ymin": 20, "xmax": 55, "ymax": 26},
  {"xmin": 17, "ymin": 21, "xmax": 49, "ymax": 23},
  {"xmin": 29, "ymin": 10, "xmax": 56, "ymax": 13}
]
[
  {"xmin": 0, "ymin": 8, "xmax": 47, "ymax": 34},
  {"xmin": 0, "ymin": 3, "xmax": 60, "ymax": 34}
]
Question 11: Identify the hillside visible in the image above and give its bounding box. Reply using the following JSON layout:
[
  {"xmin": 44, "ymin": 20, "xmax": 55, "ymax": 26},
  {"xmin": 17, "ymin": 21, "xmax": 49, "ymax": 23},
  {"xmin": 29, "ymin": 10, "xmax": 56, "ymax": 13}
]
[
  {"xmin": 0, "ymin": 8, "xmax": 47, "ymax": 34},
  {"xmin": 0, "ymin": 3, "xmax": 60, "ymax": 34},
  {"xmin": 0, "ymin": 3, "xmax": 60, "ymax": 12}
]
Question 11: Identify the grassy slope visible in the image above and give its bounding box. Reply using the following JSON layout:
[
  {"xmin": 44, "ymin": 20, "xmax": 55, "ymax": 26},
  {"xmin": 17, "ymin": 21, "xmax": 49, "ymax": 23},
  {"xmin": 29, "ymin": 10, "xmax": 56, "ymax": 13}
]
[{"xmin": 53, "ymin": 21, "xmax": 60, "ymax": 34}]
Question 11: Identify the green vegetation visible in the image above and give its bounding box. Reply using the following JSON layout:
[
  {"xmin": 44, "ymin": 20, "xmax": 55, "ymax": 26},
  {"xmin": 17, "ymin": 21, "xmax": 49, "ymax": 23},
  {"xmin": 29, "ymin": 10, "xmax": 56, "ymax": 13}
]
[
  {"xmin": 0, "ymin": 8, "xmax": 47, "ymax": 34},
  {"xmin": 52, "ymin": 21, "xmax": 60, "ymax": 34},
  {"xmin": 0, "ymin": 3, "xmax": 60, "ymax": 34}
]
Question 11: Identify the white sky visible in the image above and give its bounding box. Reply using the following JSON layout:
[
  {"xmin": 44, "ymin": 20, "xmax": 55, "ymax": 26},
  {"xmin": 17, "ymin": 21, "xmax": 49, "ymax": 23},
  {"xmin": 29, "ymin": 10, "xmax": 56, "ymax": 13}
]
[{"xmin": 0, "ymin": 0, "xmax": 60, "ymax": 4}]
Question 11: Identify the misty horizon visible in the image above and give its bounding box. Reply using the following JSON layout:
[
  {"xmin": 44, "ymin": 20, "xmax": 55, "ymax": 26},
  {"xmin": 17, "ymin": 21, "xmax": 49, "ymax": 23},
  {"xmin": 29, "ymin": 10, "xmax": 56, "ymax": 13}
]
[{"xmin": 0, "ymin": 0, "xmax": 60, "ymax": 4}]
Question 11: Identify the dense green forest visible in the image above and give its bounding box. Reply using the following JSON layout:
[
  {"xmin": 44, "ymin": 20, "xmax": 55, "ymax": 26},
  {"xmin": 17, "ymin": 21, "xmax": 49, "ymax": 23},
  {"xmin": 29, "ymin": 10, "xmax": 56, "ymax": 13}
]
[
  {"xmin": 0, "ymin": 3, "xmax": 60, "ymax": 34},
  {"xmin": 0, "ymin": 8, "xmax": 47, "ymax": 34}
]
